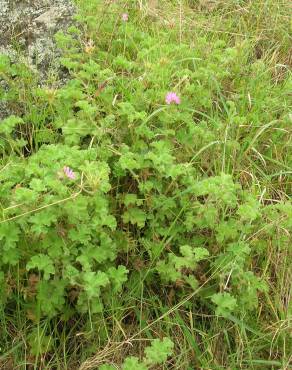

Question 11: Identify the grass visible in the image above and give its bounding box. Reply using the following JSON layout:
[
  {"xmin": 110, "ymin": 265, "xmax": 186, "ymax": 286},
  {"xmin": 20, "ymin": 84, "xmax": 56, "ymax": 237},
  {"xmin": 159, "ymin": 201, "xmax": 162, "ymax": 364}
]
[{"xmin": 0, "ymin": 0, "xmax": 291, "ymax": 369}]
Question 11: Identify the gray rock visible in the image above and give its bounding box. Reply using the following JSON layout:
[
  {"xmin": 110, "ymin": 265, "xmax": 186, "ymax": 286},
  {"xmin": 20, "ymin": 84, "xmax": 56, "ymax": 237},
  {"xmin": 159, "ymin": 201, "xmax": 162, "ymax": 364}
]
[
  {"xmin": 35, "ymin": 6, "xmax": 64, "ymax": 28},
  {"xmin": 0, "ymin": 0, "xmax": 75, "ymax": 67},
  {"xmin": 0, "ymin": 0, "xmax": 76, "ymax": 119}
]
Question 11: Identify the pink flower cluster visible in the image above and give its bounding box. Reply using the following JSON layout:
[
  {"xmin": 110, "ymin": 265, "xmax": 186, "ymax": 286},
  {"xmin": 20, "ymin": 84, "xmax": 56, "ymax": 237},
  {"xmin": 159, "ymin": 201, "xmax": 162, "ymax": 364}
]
[
  {"xmin": 63, "ymin": 166, "xmax": 76, "ymax": 180},
  {"xmin": 165, "ymin": 92, "xmax": 180, "ymax": 105},
  {"xmin": 121, "ymin": 13, "xmax": 128, "ymax": 22}
]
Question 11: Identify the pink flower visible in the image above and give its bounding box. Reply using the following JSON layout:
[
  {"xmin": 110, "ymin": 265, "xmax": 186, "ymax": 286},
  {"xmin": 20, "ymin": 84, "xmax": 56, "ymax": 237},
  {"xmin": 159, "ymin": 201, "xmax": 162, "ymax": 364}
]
[
  {"xmin": 121, "ymin": 13, "xmax": 128, "ymax": 22},
  {"xmin": 63, "ymin": 166, "xmax": 76, "ymax": 180},
  {"xmin": 165, "ymin": 92, "xmax": 181, "ymax": 105}
]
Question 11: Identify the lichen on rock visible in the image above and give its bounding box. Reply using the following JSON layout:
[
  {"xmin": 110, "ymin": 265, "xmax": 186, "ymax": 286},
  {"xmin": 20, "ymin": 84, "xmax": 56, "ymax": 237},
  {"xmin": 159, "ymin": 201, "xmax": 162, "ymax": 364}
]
[
  {"xmin": 0, "ymin": 0, "xmax": 76, "ymax": 118},
  {"xmin": 0, "ymin": 0, "xmax": 75, "ymax": 72}
]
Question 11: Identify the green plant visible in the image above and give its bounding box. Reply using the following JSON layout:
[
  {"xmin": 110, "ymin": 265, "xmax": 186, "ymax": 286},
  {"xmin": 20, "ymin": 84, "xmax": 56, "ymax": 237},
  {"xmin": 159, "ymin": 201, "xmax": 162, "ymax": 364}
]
[{"xmin": 0, "ymin": 0, "xmax": 291, "ymax": 369}]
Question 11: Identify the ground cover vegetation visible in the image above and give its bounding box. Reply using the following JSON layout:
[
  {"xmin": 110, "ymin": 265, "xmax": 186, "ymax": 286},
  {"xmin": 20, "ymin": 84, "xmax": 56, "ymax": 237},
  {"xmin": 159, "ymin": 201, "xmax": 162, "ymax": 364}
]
[{"xmin": 0, "ymin": 0, "xmax": 291, "ymax": 369}]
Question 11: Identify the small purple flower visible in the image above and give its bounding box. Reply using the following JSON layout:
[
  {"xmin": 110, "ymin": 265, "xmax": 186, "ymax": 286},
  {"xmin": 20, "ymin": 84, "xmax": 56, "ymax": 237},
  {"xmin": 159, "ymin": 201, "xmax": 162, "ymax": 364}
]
[
  {"xmin": 165, "ymin": 92, "xmax": 181, "ymax": 105},
  {"xmin": 63, "ymin": 166, "xmax": 76, "ymax": 180},
  {"xmin": 121, "ymin": 13, "xmax": 129, "ymax": 22}
]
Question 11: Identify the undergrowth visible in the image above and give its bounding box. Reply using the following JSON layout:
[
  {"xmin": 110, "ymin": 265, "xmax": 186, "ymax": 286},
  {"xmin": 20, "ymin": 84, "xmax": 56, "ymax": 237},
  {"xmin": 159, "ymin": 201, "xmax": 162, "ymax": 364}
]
[{"xmin": 0, "ymin": 0, "xmax": 291, "ymax": 369}]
